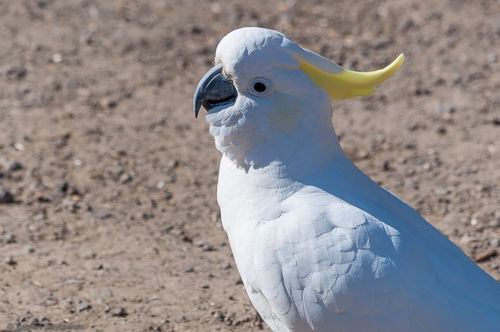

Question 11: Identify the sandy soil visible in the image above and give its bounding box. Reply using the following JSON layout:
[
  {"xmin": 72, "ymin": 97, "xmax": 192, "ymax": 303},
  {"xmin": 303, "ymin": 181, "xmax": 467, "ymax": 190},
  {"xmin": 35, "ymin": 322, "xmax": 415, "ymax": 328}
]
[{"xmin": 0, "ymin": 0, "xmax": 499, "ymax": 331}]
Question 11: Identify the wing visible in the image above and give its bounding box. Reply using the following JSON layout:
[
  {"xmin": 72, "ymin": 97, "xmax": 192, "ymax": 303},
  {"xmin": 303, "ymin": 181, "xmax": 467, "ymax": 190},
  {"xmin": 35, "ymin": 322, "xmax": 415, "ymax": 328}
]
[
  {"xmin": 235, "ymin": 186, "xmax": 407, "ymax": 331},
  {"xmin": 235, "ymin": 185, "xmax": 500, "ymax": 332}
]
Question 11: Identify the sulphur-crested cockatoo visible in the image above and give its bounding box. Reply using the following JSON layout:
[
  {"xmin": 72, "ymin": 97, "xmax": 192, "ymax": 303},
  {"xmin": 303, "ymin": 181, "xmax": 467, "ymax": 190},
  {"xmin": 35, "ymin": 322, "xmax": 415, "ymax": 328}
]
[{"xmin": 193, "ymin": 27, "xmax": 500, "ymax": 332}]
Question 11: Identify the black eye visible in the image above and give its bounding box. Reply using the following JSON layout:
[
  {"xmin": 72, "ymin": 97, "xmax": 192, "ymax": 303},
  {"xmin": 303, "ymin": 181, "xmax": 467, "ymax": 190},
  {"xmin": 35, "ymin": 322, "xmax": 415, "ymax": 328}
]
[
  {"xmin": 253, "ymin": 82, "xmax": 267, "ymax": 93},
  {"xmin": 249, "ymin": 78, "xmax": 273, "ymax": 96}
]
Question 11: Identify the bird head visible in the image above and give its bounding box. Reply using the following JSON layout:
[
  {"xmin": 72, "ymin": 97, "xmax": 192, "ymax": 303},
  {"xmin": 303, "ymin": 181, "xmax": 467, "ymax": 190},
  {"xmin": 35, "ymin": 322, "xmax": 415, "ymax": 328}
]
[{"xmin": 194, "ymin": 27, "xmax": 404, "ymax": 170}]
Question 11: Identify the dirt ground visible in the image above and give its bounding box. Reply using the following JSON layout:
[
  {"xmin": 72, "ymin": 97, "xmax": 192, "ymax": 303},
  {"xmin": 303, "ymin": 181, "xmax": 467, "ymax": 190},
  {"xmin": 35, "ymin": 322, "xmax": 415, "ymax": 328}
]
[{"xmin": 0, "ymin": 0, "xmax": 498, "ymax": 331}]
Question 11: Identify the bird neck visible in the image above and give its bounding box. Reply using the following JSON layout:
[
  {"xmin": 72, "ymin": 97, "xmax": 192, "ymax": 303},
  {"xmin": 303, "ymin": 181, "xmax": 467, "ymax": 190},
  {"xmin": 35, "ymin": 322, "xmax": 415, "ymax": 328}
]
[
  {"xmin": 218, "ymin": 115, "xmax": 345, "ymax": 190},
  {"xmin": 222, "ymin": 102, "xmax": 342, "ymax": 180}
]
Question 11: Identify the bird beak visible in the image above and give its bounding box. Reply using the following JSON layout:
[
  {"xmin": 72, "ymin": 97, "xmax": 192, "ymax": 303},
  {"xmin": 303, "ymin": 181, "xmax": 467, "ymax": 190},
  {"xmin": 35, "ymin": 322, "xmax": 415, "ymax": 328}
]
[{"xmin": 193, "ymin": 63, "xmax": 238, "ymax": 118}]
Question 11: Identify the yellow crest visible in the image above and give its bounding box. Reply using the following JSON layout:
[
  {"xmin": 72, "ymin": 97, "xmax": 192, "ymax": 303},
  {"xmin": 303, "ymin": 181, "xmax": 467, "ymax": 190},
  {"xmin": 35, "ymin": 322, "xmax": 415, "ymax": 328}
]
[{"xmin": 293, "ymin": 49, "xmax": 405, "ymax": 100}]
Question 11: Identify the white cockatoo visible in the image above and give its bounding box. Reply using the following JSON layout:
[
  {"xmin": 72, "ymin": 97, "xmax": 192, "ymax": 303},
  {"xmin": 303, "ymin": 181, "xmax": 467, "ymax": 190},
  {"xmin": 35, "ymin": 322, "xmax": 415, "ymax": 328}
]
[{"xmin": 193, "ymin": 27, "xmax": 500, "ymax": 332}]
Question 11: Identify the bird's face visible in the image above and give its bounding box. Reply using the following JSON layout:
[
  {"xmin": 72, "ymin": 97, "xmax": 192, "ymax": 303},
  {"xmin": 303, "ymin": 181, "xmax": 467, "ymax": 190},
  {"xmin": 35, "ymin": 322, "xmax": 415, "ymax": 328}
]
[{"xmin": 194, "ymin": 27, "xmax": 404, "ymax": 168}]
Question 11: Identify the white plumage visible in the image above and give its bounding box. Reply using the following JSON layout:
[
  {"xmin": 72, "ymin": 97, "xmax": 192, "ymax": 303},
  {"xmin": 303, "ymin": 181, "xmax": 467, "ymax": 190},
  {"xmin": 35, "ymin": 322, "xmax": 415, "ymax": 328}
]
[{"xmin": 193, "ymin": 27, "xmax": 500, "ymax": 331}]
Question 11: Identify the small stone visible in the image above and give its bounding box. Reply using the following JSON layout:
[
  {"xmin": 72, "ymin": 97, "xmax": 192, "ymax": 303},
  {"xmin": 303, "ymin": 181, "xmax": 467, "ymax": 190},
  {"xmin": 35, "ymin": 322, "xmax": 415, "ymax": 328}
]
[
  {"xmin": 405, "ymin": 142, "xmax": 417, "ymax": 150},
  {"xmin": 55, "ymin": 179, "xmax": 69, "ymax": 193},
  {"xmin": 99, "ymin": 98, "xmax": 118, "ymax": 109},
  {"xmin": 168, "ymin": 159, "xmax": 179, "ymax": 169},
  {"xmin": 0, "ymin": 190, "xmax": 15, "ymax": 204},
  {"xmin": 76, "ymin": 301, "xmax": 91, "ymax": 312},
  {"xmin": 355, "ymin": 149, "xmax": 369, "ymax": 160},
  {"xmin": 4, "ymin": 232, "xmax": 16, "ymax": 244},
  {"xmin": 202, "ymin": 243, "xmax": 214, "ymax": 252},
  {"xmin": 382, "ymin": 160, "xmax": 391, "ymax": 172},
  {"xmin": 119, "ymin": 172, "xmax": 132, "ymax": 184},
  {"xmin": 14, "ymin": 142, "xmax": 24, "ymax": 151},
  {"xmin": 156, "ymin": 180, "xmax": 165, "ymax": 189},
  {"xmin": 490, "ymin": 238, "xmax": 499, "ymax": 248},
  {"xmin": 211, "ymin": 212, "xmax": 221, "ymax": 223},
  {"xmin": 436, "ymin": 126, "xmax": 447, "ymax": 135},
  {"xmin": 398, "ymin": 17, "xmax": 414, "ymax": 31},
  {"xmin": 39, "ymin": 316, "xmax": 51, "ymax": 324},
  {"xmin": 184, "ymin": 266, "xmax": 194, "ymax": 273},
  {"xmin": 24, "ymin": 245, "xmax": 35, "ymax": 254},
  {"xmin": 4, "ymin": 160, "xmax": 23, "ymax": 172},
  {"xmin": 30, "ymin": 318, "xmax": 41, "ymax": 326},
  {"xmin": 52, "ymin": 53, "xmax": 63, "ymax": 63},
  {"xmin": 3, "ymin": 65, "xmax": 27, "ymax": 80},
  {"xmin": 201, "ymin": 284, "xmax": 210, "ymax": 289},
  {"xmin": 89, "ymin": 210, "xmax": 112, "ymax": 220},
  {"xmin": 435, "ymin": 102, "xmax": 455, "ymax": 115},
  {"xmin": 221, "ymin": 263, "xmax": 231, "ymax": 270},
  {"xmin": 110, "ymin": 307, "xmax": 127, "ymax": 317},
  {"xmin": 213, "ymin": 310, "xmax": 225, "ymax": 322},
  {"xmin": 43, "ymin": 296, "xmax": 58, "ymax": 306},
  {"xmin": 5, "ymin": 256, "xmax": 16, "ymax": 266}
]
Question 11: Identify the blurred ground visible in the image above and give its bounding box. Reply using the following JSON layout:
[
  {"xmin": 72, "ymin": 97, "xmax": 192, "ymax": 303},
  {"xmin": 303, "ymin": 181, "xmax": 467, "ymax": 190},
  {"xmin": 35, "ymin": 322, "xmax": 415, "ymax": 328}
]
[{"xmin": 0, "ymin": 0, "xmax": 499, "ymax": 331}]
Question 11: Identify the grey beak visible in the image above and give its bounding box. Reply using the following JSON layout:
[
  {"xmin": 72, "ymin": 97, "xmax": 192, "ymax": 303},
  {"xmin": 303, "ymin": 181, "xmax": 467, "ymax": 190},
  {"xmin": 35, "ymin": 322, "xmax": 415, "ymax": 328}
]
[{"xmin": 193, "ymin": 63, "xmax": 237, "ymax": 118}]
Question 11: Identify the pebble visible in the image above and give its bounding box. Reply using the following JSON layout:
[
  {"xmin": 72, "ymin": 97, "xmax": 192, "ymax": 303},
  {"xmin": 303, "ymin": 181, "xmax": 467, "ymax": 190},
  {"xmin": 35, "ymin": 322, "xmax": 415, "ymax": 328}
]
[
  {"xmin": 43, "ymin": 296, "xmax": 58, "ymax": 306},
  {"xmin": 13, "ymin": 142, "xmax": 24, "ymax": 151},
  {"xmin": 0, "ymin": 190, "xmax": 15, "ymax": 204},
  {"xmin": 213, "ymin": 310, "xmax": 225, "ymax": 322},
  {"xmin": 3, "ymin": 65, "xmax": 27, "ymax": 80},
  {"xmin": 5, "ymin": 256, "xmax": 16, "ymax": 266},
  {"xmin": 110, "ymin": 307, "xmax": 128, "ymax": 317},
  {"xmin": 119, "ymin": 172, "xmax": 133, "ymax": 184},
  {"xmin": 24, "ymin": 245, "xmax": 35, "ymax": 254},
  {"xmin": 4, "ymin": 232, "xmax": 16, "ymax": 244},
  {"xmin": 355, "ymin": 149, "xmax": 369, "ymax": 160},
  {"xmin": 76, "ymin": 301, "xmax": 91, "ymax": 312},
  {"xmin": 55, "ymin": 179, "xmax": 69, "ymax": 193},
  {"xmin": 89, "ymin": 210, "xmax": 112, "ymax": 220},
  {"xmin": 156, "ymin": 180, "xmax": 165, "ymax": 189},
  {"xmin": 436, "ymin": 126, "xmax": 447, "ymax": 135},
  {"xmin": 398, "ymin": 17, "xmax": 414, "ymax": 31},
  {"xmin": 195, "ymin": 240, "xmax": 206, "ymax": 247},
  {"xmin": 381, "ymin": 160, "xmax": 391, "ymax": 172},
  {"xmin": 435, "ymin": 102, "xmax": 455, "ymax": 115},
  {"xmin": 52, "ymin": 53, "xmax": 63, "ymax": 63},
  {"xmin": 202, "ymin": 243, "xmax": 214, "ymax": 251},
  {"xmin": 3, "ymin": 160, "xmax": 23, "ymax": 172},
  {"xmin": 490, "ymin": 238, "xmax": 499, "ymax": 248}
]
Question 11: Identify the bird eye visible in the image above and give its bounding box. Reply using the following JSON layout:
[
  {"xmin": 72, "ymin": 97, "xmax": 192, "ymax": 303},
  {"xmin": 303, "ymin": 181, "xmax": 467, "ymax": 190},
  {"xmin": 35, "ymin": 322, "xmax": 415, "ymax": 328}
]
[{"xmin": 249, "ymin": 78, "xmax": 272, "ymax": 96}]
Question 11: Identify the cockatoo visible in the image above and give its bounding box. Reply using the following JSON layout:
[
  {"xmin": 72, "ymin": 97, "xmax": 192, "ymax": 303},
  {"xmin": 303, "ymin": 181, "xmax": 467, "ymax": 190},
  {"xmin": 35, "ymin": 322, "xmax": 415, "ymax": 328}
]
[{"xmin": 193, "ymin": 27, "xmax": 500, "ymax": 332}]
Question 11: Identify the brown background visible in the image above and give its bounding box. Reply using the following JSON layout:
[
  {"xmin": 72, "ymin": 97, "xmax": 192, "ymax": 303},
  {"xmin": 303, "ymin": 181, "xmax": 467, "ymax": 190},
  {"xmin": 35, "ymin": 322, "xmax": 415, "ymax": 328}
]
[{"xmin": 0, "ymin": 0, "xmax": 499, "ymax": 331}]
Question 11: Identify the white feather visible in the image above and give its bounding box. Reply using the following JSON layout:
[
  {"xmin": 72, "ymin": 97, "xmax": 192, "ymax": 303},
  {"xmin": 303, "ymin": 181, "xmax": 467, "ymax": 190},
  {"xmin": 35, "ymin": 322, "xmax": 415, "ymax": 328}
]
[{"xmin": 204, "ymin": 27, "xmax": 500, "ymax": 331}]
